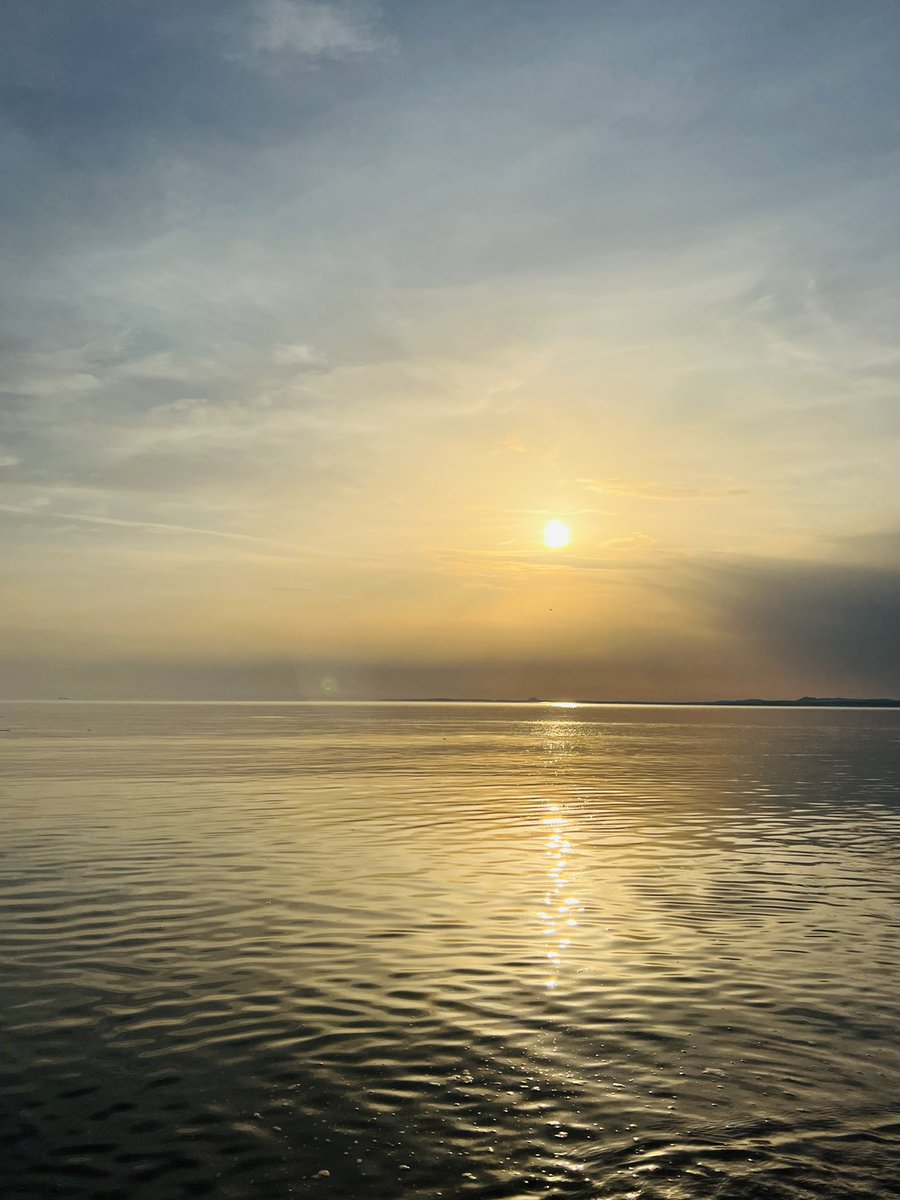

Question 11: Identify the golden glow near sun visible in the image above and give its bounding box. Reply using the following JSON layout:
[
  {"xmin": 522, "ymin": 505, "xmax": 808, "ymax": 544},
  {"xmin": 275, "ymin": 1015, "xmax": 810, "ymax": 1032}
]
[{"xmin": 543, "ymin": 519, "xmax": 571, "ymax": 550}]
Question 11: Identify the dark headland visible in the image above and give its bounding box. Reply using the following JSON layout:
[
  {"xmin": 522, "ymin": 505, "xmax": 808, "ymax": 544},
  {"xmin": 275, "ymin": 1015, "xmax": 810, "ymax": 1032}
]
[{"xmin": 385, "ymin": 697, "xmax": 900, "ymax": 707}]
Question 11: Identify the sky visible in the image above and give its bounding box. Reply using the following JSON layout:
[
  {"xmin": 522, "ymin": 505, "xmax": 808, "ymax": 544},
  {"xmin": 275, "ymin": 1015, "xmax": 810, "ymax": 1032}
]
[{"xmin": 1, "ymin": 0, "xmax": 898, "ymax": 701}]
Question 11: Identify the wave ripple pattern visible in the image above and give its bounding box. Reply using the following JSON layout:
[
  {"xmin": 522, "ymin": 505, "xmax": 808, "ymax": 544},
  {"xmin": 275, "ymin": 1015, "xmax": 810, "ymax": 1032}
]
[{"xmin": 1, "ymin": 702, "xmax": 899, "ymax": 1199}]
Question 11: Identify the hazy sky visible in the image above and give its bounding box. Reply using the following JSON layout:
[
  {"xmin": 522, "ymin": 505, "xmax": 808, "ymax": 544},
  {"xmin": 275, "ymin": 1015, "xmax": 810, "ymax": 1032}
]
[{"xmin": 1, "ymin": 0, "xmax": 898, "ymax": 699}]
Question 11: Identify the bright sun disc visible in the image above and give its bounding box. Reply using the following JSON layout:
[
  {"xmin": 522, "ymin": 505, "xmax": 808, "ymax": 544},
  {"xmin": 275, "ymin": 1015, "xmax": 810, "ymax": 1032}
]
[{"xmin": 543, "ymin": 519, "xmax": 571, "ymax": 549}]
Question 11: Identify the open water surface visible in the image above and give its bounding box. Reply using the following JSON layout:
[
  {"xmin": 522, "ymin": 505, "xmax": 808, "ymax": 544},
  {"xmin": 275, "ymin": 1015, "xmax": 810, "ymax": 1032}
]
[{"xmin": 1, "ymin": 701, "xmax": 899, "ymax": 1199}]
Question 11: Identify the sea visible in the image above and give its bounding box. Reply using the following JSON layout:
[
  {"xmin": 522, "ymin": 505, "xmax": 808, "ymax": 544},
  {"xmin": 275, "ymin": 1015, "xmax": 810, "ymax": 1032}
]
[{"xmin": 1, "ymin": 701, "xmax": 898, "ymax": 1199}]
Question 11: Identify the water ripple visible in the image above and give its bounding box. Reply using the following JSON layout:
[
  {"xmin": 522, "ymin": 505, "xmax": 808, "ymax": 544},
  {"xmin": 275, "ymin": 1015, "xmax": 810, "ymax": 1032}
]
[{"xmin": 1, "ymin": 702, "xmax": 898, "ymax": 1198}]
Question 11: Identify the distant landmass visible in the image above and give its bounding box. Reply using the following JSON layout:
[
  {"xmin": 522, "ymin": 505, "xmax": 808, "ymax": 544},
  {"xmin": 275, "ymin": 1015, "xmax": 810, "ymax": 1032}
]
[
  {"xmin": 709, "ymin": 696, "xmax": 900, "ymax": 708},
  {"xmin": 385, "ymin": 696, "xmax": 900, "ymax": 707}
]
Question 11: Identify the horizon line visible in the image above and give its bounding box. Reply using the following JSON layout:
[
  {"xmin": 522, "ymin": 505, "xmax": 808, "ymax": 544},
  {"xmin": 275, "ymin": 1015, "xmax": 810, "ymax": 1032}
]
[{"xmin": 2, "ymin": 696, "xmax": 899, "ymax": 708}]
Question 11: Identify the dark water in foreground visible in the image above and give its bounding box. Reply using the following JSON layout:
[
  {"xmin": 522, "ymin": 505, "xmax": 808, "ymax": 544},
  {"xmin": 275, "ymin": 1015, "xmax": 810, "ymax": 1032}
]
[{"xmin": 1, "ymin": 702, "xmax": 899, "ymax": 1200}]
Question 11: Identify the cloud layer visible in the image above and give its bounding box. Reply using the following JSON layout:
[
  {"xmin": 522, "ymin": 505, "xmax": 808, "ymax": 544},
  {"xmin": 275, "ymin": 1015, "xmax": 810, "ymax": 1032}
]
[{"xmin": 1, "ymin": 0, "xmax": 897, "ymax": 697}]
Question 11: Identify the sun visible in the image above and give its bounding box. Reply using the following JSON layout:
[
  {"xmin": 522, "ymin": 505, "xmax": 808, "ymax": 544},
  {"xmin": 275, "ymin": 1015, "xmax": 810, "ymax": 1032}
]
[{"xmin": 543, "ymin": 519, "xmax": 571, "ymax": 550}]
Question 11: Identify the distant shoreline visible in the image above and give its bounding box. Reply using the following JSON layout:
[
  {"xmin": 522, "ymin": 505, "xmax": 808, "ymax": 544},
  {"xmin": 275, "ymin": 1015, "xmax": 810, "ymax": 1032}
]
[{"xmin": 383, "ymin": 696, "xmax": 900, "ymax": 708}]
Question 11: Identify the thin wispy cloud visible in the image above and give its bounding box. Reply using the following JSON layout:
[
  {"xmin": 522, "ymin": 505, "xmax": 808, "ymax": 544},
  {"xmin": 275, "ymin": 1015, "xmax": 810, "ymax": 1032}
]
[
  {"xmin": 243, "ymin": 0, "xmax": 385, "ymax": 60},
  {"xmin": 580, "ymin": 479, "xmax": 750, "ymax": 501}
]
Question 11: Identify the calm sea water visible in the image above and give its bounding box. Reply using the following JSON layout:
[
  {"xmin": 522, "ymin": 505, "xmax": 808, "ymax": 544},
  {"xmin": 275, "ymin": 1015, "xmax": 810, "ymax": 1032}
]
[{"xmin": 1, "ymin": 701, "xmax": 899, "ymax": 1199}]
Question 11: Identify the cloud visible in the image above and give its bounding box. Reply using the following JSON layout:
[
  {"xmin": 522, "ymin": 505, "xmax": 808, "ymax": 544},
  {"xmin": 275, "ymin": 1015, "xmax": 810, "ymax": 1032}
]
[
  {"xmin": 0, "ymin": 502, "xmax": 298, "ymax": 552},
  {"xmin": 492, "ymin": 435, "xmax": 527, "ymax": 455},
  {"xmin": 0, "ymin": 349, "xmax": 100, "ymax": 400},
  {"xmin": 242, "ymin": 0, "xmax": 384, "ymax": 60},
  {"xmin": 822, "ymin": 528, "xmax": 900, "ymax": 567},
  {"xmin": 272, "ymin": 342, "xmax": 323, "ymax": 367},
  {"xmin": 429, "ymin": 544, "xmax": 657, "ymax": 581},
  {"xmin": 681, "ymin": 554, "xmax": 900, "ymax": 693},
  {"xmin": 599, "ymin": 534, "xmax": 657, "ymax": 552},
  {"xmin": 581, "ymin": 478, "xmax": 750, "ymax": 501}
]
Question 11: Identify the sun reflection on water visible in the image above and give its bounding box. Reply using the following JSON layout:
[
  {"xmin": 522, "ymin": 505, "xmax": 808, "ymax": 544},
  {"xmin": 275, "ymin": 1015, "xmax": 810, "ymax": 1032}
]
[
  {"xmin": 535, "ymin": 720, "xmax": 585, "ymax": 992},
  {"xmin": 540, "ymin": 804, "xmax": 584, "ymax": 990}
]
